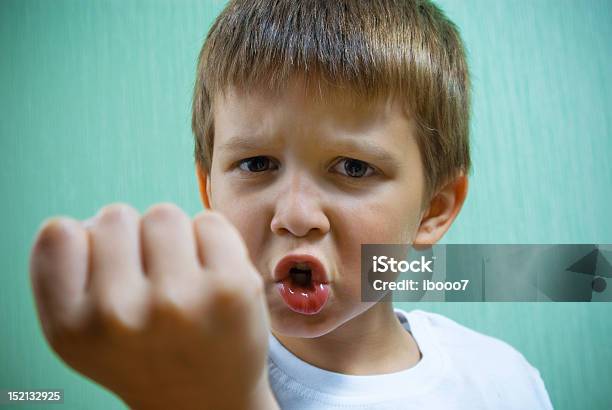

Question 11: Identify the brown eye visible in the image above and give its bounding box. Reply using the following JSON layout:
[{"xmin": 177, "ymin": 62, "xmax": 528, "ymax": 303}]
[
  {"xmin": 238, "ymin": 156, "xmax": 276, "ymax": 173},
  {"xmin": 332, "ymin": 158, "xmax": 375, "ymax": 178}
]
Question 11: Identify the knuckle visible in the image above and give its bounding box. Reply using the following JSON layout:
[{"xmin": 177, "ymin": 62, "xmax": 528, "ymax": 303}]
[
  {"xmin": 90, "ymin": 297, "xmax": 119, "ymax": 326},
  {"xmin": 147, "ymin": 281, "xmax": 205, "ymax": 328},
  {"xmin": 87, "ymin": 292, "xmax": 135, "ymax": 337},
  {"xmin": 239, "ymin": 270, "xmax": 265, "ymax": 302},
  {"xmin": 193, "ymin": 210, "xmax": 230, "ymax": 232},
  {"xmin": 204, "ymin": 277, "xmax": 257, "ymax": 331},
  {"xmin": 42, "ymin": 312, "xmax": 88, "ymax": 348},
  {"xmin": 209, "ymin": 275, "xmax": 236, "ymax": 295},
  {"xmin": 193, "ymin": 211, "xmax": 248, "ymax": 253},
  {"xmin": 208, "ymin": 277, "xmax": 249, "ymax": 310},
  {"xmin": 34, "ymin": 217, "xmax": 80, "ymax": 252},
  {"xmin": 143, "ymin": 202, "xmax": 187, "ymax": 225},
  {"xmin": 149, "ymin": 288, "xmax": 188, "ymax": 322},
  {"xmin": 97, "ymin": 203, "xmax": 140, "ymax": 225}
]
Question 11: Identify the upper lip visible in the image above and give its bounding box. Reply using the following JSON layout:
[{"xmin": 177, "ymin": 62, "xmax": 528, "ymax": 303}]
[{"xmin": 273, "ymin": 254, "xmax": 329, "ymax": 284}]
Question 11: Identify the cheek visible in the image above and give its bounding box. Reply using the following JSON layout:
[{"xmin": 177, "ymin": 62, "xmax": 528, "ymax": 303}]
[
  {"xmin": 336, "ymin": 194, "xmax": 421, "ymax": 246},
  {"xmin": 333, "ymin": 192, "xmax": 421, "ymax": 264}
]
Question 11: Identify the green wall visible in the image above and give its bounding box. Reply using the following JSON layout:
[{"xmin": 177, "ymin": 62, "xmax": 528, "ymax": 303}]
[{"xmin": 1, "ymin": 0, "xmax": 610, "ymax": 409}]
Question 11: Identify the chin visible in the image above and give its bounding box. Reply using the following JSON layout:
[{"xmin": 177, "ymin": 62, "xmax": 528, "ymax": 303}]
[{"xmin": 269, "ymin": 306, "xmax": 343, "ymax": 339}]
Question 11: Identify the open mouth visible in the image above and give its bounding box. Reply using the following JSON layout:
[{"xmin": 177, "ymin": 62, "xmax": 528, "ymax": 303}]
[
  {"xmin": 274, "ymin": 255, "xmax": 330, "ymax": 315},
  {"xmin": 289, "ymin": 263, "xmax": 314, "ymax": 288}
]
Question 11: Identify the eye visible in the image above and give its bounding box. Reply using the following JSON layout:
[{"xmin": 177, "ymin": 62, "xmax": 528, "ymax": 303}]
[
  {"xmin": 238, "ymin": 156, "xmax": 277, "ymax": 173},
  {"xmin": 331, "ymin": 158, "xmax": 376, "ymax": 178}
]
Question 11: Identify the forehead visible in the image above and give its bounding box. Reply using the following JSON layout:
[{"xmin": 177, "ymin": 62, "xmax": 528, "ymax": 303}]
[{"xmin": 212, "ymin": 80, "xmax": 416, "ymax": 144}]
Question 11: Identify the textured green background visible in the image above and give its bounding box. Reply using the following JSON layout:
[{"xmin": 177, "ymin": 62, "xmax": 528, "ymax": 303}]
[{"xmin": 1, "ymin": 0, "xmax": 611, "ymax": 409}]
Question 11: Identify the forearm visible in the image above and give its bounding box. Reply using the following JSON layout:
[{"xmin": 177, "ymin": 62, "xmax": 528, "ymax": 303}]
[{"xmin": 123, "ymin": 375, "xmax": 279, "ymax": 410}]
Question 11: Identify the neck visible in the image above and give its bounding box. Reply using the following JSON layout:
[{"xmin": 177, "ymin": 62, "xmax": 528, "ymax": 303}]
[{"xmin": 272, "ymin": 300, "xmax": 421, "ymax": 375}]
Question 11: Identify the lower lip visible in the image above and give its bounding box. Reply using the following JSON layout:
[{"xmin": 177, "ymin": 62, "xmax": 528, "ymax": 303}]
[{"xmin": 275, "ymin": 278, "xmax": 330, "ymax": 315}]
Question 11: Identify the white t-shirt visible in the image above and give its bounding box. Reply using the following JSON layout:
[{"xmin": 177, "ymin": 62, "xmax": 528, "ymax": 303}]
[{"xmin": 267, "ymin": 308, "xmax": 553, "ymax": 409}]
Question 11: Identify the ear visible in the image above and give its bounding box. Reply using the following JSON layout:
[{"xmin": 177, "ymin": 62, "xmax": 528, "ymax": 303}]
[
  {"xmin": 195, "ymin": 163, "xmax": 212, "ymax": 209},
  {"xmin": 414, "ymin": 174, "xmax": 468, "ymax": 245}
]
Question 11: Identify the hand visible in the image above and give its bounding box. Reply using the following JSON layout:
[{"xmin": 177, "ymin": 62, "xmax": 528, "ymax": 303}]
[{"xmin": 29, "ymin": 203, "xmax": 278, "ymax": 410}]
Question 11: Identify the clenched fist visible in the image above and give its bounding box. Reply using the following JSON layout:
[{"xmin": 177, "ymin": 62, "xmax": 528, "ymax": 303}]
[{"xmin": 29, "ymin": 203, "xmax": 278, "ymax": 410}]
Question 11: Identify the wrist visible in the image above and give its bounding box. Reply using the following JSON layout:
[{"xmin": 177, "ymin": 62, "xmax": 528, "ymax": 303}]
[
  {"xmin": 119, "ymin": 375, "xmax": 278, "ymax": 410},
  {"xmin": 247, "ymin": 375, "xmax": 279, "ymax": 410}
]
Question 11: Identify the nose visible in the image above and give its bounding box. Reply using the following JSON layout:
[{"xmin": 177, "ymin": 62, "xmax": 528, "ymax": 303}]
[{"xmin": 270, "ymin": 171, "xmax": 330, "ymax": 238}]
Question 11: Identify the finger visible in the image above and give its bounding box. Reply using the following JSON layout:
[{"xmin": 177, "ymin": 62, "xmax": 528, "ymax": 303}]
[
  {"xmin": 192, "ymin": 210, "xmax": 263, "ymax": 299},
  {"xmin": 192, "ymin": 210, "xmax": 250, "ymax": 274},
  {"xmin": 193, "ymin": 210, "xmax": 264, "ymax": 322},
  {"xmin": 30, "ymin": 217, "xmax": 89, "ymax": 327},
  {"xmin": 141, "ymin": 203, "xmax": 202, "ymax": 286},
  {"xmin": 86, "ymin": 203, "xmax": 147, "ymax": 327}
]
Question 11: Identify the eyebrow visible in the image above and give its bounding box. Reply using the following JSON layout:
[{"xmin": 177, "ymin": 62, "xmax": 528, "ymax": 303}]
[
  {"xmin": 332, "ymin": 139, "xmax": 399, "ymax": 166},
  {"xmin": 217, "ymin": 134, "xmax": 400, "ymax": 166},
  {"xmin": 216, "ymin": 135, "xmax": 277, "ymax": 154}
]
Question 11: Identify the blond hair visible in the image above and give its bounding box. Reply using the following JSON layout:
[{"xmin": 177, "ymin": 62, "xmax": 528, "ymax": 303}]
[{"xmin": 192, "ymin": 0, "xmax": 471, "ymax": 199}]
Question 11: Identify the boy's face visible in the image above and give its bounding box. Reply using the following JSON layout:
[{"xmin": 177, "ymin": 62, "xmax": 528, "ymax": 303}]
[{"xmin": 200, "ymin": 82, "xmax": 435, "ymax": 338}]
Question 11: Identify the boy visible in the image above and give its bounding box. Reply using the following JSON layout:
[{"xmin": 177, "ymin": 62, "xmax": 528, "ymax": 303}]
[{"xmin": 30, "ymin": 0, "xmax": 553, "ymax": 409}]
